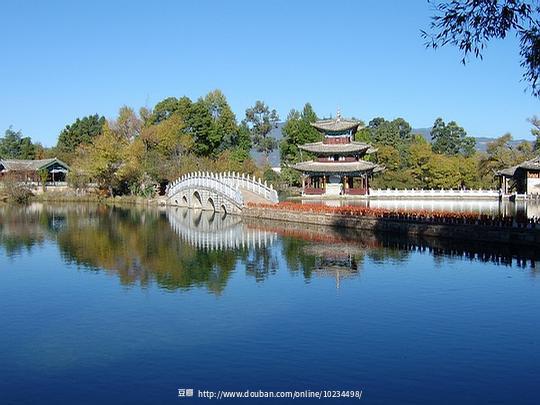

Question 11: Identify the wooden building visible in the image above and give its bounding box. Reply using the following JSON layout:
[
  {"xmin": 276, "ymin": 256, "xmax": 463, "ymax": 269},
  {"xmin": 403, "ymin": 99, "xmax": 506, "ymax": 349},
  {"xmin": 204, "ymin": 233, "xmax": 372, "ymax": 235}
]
[
  {"xmin": 292, "ymin": 113, "xmax": 383, "ymax": 196},
  {"xmin": 0, "ymin": 158, "xmax": 70, "ymax": 184},
  {"xmin": 497, "ymin": 156, "xmax": 540, "ymax": 195}
]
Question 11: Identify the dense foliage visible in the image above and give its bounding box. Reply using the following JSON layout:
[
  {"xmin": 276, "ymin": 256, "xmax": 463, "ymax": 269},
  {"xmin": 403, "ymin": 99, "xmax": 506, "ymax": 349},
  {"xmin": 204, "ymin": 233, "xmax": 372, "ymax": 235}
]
[
  {"xmin": 2, "ymin": 91, "xmax": 538, "ymax": 195},
  {"xmin": 244, "ymin": 100, "xmax": 279, "ymax": 163},
  {"xmin": 56, "ymin": 114, "xmax": 106, "ymax": 162},
  {"xmin": 280, "ymin": 103, "xmax": 321, "ymax": 185},
  {"xmin": 0, "ymin": 127, "xmax": 40, "ymax": 160},
  {"xmin": 62, "ymin": 90, "xmax": 269, "ymax": 196}
]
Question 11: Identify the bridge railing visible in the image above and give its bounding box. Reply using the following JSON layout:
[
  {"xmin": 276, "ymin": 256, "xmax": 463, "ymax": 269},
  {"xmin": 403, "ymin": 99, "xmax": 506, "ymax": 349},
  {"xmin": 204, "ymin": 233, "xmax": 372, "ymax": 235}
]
[
  {"xmin": 166, "ymin": 172, "xmax": 244, "ymax": 207},
  {"xmin": 219, "ymin": 171, "xmax": 279, "ymax": 203}
]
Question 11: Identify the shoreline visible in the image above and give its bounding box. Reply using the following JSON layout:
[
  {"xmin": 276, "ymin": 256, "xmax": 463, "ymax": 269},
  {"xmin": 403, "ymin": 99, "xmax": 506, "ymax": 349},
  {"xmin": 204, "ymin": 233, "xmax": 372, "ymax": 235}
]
[{"xmin": 241, "ymin": 206, "xmax": 540, "ymax": 247}]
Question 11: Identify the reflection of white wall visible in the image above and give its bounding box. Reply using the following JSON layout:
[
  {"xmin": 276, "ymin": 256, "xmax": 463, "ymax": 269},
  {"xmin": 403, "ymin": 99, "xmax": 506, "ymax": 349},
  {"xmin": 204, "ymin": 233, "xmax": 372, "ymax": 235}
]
[
  {"xmin": 527, "ymin": 178, "xmax": 540, "ymax": 194},
  {"xmin": 526, "ymin": 201, "xmax": 540, "ymax": 218},
  {"xmin": 300, "ymin": 199, "xmax": 540, "ymax": 218},
  {"xmin": 369, "ymin": 199, "xmax": 502, "ymax": 215}
]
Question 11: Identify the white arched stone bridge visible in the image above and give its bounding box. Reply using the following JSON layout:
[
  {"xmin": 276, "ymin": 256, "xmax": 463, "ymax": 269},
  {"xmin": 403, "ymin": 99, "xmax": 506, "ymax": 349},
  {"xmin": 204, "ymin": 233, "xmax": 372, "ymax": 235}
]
[{"xmin": 165, "ymin": 171, "xmax": 279, "ymax": 214}]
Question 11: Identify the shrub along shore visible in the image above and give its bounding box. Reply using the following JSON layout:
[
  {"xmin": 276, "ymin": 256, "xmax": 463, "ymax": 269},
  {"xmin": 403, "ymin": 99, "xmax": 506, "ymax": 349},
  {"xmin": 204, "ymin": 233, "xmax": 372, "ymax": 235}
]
[{"xmin": 243, "ymin": 202, "xmax": 540, "ymax": 246}]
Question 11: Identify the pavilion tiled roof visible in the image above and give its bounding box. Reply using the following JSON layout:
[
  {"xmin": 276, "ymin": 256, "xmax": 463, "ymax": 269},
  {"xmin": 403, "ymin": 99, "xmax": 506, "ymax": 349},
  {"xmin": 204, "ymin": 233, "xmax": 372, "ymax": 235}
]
[
  {"xmin": 299, "ymin": 141, "xmax": 372, "ymax": 154},
  {"xmin": 0, "ymin": 158, "xmax": 69, "ymax": 172},
  {"xmin": 310, "ymin": 117, "xmax": 361, "ymax": 132},
  {"xmin": 292, "ymin": 160, "xmax": 380, "ymax": 174},
  {"xmin": 497, "ymin": 156, "xmax": 540, "ymax": 177}
]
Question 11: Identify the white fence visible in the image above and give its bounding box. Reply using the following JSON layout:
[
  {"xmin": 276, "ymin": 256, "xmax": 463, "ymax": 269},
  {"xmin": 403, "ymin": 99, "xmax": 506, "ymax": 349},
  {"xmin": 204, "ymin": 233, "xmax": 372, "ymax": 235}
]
[{"xmin": 370, "ymin": 188, "xmax": 500, "ymax": 199}]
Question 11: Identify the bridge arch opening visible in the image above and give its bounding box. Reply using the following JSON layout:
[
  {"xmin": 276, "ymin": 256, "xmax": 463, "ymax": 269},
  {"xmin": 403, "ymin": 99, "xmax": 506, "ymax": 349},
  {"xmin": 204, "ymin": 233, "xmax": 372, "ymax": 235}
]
[
  {"xmin": 192, "ymin": 191, "xmax": 202, "ymax": 209},
  {"xmin": 207, "ymin": 197, "xmax": 216, "ymax": 212},
  {"xmin": 192, "ymin": 210, "xmax": 202, "ymax": 227},
  {"xmin": 181, "ymin": 195, "xmax": 188, "ymax": 206},
  {"xmin": 220, "ymin": 204, "xmax": 227, "ymax": 216}
]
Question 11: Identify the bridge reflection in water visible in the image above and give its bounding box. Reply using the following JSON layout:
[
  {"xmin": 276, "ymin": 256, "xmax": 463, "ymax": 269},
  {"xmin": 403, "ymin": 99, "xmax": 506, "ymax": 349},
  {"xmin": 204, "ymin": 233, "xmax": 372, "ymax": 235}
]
[{"xmin": 166, "ymin": 207, "xmax": 277, "ymax": 250}]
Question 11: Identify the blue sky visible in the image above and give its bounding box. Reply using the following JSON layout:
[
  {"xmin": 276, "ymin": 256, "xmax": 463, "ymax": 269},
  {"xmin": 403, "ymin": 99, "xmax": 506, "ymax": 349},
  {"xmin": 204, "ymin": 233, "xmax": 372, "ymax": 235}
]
[{"xmin": 1, "ymin": 0, "xmax": 538, "ymax": 147}]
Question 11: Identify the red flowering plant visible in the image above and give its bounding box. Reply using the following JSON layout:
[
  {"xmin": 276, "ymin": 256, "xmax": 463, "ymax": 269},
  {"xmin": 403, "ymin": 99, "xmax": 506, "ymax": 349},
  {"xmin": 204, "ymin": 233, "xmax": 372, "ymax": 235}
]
[{"xmin": 245, "ymin": 202, "xmax": 538, "ymax": 228}]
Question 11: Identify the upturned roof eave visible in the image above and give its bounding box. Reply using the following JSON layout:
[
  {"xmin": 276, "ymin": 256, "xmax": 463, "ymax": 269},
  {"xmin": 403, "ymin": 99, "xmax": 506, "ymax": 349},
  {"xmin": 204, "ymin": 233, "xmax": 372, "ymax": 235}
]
[
  {"xmin": 298, "ymin": 141, "xmax": 371, "ymax": 154},
  {"xmin": 292, "ymin": 160, "xmax": 381, "ymax": 174}
]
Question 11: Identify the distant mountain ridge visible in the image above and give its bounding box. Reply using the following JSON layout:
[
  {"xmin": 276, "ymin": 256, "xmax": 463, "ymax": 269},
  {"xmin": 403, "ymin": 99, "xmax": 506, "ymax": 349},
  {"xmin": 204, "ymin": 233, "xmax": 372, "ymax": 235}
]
[{"xmin": 411, "ymin": 127, "xmax": 533, "ymax": 152}]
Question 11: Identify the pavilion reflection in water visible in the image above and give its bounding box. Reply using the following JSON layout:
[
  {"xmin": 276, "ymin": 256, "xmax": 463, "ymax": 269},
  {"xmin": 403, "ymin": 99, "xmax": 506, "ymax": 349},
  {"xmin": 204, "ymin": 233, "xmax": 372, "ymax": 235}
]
[
  {"xmin": 303, "ymin": 243, "xmax": 362, "ymax": 288},
  {"xmin": 166, "ymin": 207, "xmax": 277, "ymax": 250}
]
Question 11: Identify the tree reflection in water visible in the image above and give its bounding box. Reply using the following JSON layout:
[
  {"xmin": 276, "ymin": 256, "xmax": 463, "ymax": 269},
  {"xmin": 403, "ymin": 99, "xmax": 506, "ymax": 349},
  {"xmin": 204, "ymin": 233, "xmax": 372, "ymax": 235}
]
[{"xmin": 0, "ymin": 204, "xmax": 538, "ymax": 295}]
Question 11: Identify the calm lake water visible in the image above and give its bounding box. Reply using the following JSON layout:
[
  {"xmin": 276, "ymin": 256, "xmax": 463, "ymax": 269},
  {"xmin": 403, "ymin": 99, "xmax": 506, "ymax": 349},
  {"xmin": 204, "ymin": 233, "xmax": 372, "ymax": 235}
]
[{"xmin": 1, "ymin": 204, "xmax": 539, "ymax": 404}]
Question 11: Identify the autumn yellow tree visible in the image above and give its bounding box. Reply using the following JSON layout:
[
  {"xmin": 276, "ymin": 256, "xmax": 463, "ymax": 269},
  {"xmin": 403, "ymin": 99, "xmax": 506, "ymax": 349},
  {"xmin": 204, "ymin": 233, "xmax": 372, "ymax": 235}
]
[{"xmin": 76, "ymin": 122, "xmax": 127, "ymax": 195}]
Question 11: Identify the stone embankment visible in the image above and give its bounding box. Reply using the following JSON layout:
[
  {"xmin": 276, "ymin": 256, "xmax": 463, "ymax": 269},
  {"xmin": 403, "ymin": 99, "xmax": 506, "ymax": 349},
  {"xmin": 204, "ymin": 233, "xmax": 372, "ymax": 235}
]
[{"xmin": 242, "ymin": 205, "xmax": 540, "ymax": 247}]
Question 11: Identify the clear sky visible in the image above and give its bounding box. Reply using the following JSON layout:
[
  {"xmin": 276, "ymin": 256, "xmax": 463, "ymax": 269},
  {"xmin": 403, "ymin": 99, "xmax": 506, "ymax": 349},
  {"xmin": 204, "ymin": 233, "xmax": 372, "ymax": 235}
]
[{"xmin": 1, "ymin": 0, "xmax": 538, "ymax": 147}]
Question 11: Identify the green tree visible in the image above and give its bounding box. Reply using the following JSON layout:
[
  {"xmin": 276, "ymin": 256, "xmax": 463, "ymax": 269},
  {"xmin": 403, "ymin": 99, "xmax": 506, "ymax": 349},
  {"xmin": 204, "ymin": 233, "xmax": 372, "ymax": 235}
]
[
  {"xmin": 425, "ymin": 154, "xmax": 461, "ymax": 189},
  {"xmin": 200, "ymin": 90, "xmax": 238, "ymax": 156},
  {"xmin": 423, "ymin": 0, "xmax": 540, "ymax": 96},
  {"xmin": 57, "ymin": 114, "xmax": 105, "ymax": 161},
  {"xmin": 187, "ymin": 98, "xmax": 214, "ymax": 156},
  {"xmin": 280, "ymin": 103, "xmax": 321, "ymax": 185},
  {"xmin": 430, "ymin": 118, "xmax": 475, "ymax": 156},
  {"xmin": 528, "ymin": 115, "xmax": 540, "ymax": 151},
  {"xmin": 408, "ymin": 135, "xmax": 433, "ymax": 188},
  {"xmin": 244, "ymin": 101, "xmax": 279, "ymax": 163},
  {"xmin": 478, "ymin": 133, "xmax": 535, "ymax": 185},
  {"xmin": 363, "ymin": 117, "xmax": 412, "ymax": 147},
  {"xmin": 280, "ymin": 103, "xmax": 321, "ymax": 164},
  {"xmin": 225, "ymin": 121, "xmax": 252, "ymax": 164},
  {"xmin": 0, "ymin": 127, "xmax": 36, "ymax": 159},
  {"xmin": 148, "ymin": 97, "xmax": 191, "ymax": 125},
  {"xmin": 76, "ymin": 122, "xmax": 127, "ymax": 195}
]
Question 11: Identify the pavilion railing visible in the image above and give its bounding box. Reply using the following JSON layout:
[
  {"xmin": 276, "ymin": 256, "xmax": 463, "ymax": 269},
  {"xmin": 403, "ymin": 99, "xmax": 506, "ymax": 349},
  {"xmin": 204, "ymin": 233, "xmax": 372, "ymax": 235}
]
[{"xmin": 303, "ymin": 187, "xmax": 325, "ymax": 195}]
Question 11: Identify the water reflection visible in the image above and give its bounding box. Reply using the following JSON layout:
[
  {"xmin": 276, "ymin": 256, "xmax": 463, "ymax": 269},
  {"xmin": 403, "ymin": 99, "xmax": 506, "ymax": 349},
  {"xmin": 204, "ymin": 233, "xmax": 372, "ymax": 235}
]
[
  {"xmin": 167, "ymin": 207, "xmax": 277, "ymax": 250},
  {"xmin": 0, "ymin": 204, "xmax": 538, "ymax": 296},
  {"xmin": 304, "ymin": 243, "xmax": 362, "ymax": 288}
]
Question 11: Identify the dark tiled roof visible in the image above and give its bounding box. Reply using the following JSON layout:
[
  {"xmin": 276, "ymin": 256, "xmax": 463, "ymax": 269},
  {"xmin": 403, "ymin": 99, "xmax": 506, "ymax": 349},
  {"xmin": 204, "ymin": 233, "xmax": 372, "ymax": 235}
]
[
  {"xmin": 497, "ymin": 156, "xmax": 540, "ymax": 177},
  {"xmin": 311, "ymin": 118, "xmax": 361, "ymax": 132},
  {"xmin": 299, "ymin": 141, "xmax": 371, "ymax": 154},
  {"xmin": 518, "ymin": 156, "xmax": 540, "ymax": 170},
  {"xmin": 292, "ymin": 160, "xmax": 380, "ymax": 174},
  {"xmin": 0, "ymin": 158, "xmax": 69, "ymax": 172}
]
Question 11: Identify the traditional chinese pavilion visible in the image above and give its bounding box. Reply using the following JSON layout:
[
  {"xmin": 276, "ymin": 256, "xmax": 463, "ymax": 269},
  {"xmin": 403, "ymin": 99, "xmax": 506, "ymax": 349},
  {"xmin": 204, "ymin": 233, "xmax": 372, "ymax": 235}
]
[{"xmin": 292, "ymin": 113, "xmax": 382, "ymax": 196}]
